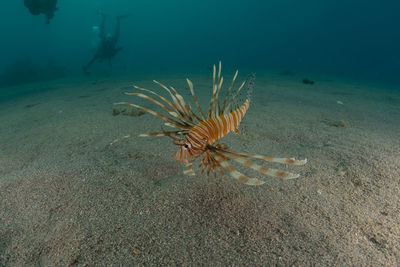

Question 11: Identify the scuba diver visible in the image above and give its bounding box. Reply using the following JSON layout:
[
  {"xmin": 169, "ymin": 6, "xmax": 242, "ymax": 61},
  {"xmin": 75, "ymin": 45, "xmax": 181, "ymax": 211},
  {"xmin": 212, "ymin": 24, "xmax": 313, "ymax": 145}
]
[
  {"xmin": 83, "ymin": 14, "xmax": 127, "ymax": 74},
  {"xmin": 24, "ymin": 0, "xmax": 58, "ymax": 24}
]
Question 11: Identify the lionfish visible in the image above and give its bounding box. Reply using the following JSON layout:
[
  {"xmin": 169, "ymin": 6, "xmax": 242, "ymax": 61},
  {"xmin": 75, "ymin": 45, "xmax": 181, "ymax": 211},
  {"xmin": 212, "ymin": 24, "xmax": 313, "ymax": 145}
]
[{"xmin": 111, "ymin": 62, "xmax": 307, "ymax": 185}]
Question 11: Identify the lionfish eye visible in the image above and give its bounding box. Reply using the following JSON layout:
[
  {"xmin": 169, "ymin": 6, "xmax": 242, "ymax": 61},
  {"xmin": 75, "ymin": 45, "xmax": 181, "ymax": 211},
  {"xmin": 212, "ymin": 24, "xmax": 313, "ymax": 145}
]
[{"xmin": 184, "ymin": 144, "xmax": 189, "ymax": 148}]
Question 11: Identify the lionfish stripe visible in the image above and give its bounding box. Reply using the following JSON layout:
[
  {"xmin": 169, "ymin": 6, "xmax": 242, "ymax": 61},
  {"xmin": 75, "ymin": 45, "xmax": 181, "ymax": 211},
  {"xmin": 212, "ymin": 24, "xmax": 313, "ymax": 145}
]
[
  {"xmin": 226, "ymin": 113, "xmax": 233, "ymax": 132},
  {"xmin": 208, "ymin": 118, "xmax": 218, "ymax": 141},
  {"xmin": 230, "ymin": 110, "xmax": 238, "ymax": 129},
  {"xmin": 219, "ymin": 115, "xmax": 228, "ymax": 137},
  {"xmin": 219, "ymin": 151, "xmax": 300, "ymax": 179},
  {"xmin": 215, "ymin": 116, "xmax": 224, "ymax": 139},
  {"xmin": 189, "ymin": 130, "xmax": 204, "ymax": 144},
  {"xmin": 214, "ymin": 153, "xmax": 265, "ymax": 186},
  {"xmin": 186, "ymin": 135, "xmax": 202, "ymax": 149},
  {"xmin": 214, "ymin": 117, "xmax": 223, "ymax": 141},
  {"xmin": 237, "ymin": 106, "xmax": 244, "ymax": 119},
  {"xmin": 233, "ymin": 109, "xmax": 240, "ymax": 127},
  {"xmin": 197, "ymin": 123, "xmax": 210, "ymax": 137}
]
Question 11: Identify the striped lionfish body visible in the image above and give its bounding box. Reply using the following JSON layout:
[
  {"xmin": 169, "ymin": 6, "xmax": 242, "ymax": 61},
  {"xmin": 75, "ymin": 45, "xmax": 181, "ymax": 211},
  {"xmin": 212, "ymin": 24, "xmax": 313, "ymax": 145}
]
[
  {"xmin": 111, "ymin": 62, "xmax": 307, "ymax": 185},
  {"xmin": 174, "ymin": 99, "xmax": 249, "ymax": 163}
]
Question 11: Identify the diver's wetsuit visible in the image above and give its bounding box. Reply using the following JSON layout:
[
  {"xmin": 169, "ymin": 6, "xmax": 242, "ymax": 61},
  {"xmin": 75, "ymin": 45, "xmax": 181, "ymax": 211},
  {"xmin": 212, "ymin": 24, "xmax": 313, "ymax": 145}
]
[
  {"xmin": 24, "ymin": 0, "xmax": 58, "ymax": 24},
  {"xmin": 83, "ymin": 14, "xmax": 125, "ymax": 72}
]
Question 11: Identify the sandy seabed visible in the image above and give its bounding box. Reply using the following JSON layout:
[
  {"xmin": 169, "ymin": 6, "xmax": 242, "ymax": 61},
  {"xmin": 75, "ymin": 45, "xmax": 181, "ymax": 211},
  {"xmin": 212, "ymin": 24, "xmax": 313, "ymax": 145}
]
[{"xmin": 0, "ymin": 70, "xmax": 399, "ymax": 266}]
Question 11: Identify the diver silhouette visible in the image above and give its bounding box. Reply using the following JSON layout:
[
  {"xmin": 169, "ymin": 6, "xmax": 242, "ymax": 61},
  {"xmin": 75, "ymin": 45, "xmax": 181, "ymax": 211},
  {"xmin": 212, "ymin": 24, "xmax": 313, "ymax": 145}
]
[
  {"xmin": 24, "ymin": 0, "xmax": 58, "ymax": 24},
  {"xmin": 83, "ymin": 14, "xmax": 128, "ymax": 74}
]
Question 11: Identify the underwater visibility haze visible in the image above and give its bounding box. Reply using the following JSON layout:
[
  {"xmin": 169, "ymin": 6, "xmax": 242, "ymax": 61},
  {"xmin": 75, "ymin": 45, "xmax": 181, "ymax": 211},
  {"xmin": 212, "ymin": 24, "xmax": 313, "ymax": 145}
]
[{"xmin": 0, "ymin": 0, "xmax": 399, "ymax": 87}]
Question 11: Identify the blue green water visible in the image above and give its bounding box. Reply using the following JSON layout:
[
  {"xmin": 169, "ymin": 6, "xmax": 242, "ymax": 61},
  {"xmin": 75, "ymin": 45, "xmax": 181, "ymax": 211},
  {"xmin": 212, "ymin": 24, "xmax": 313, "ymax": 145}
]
[{"xmin": 0, "ymin": 0, "xmax": 399, "ymax": 91}]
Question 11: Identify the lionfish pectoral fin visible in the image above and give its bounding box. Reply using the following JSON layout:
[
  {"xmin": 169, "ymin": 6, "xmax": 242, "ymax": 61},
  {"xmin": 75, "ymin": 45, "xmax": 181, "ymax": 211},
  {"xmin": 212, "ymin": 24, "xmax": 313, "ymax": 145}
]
[
  {"xmin": 133, "ymin": 85, "xmax": 195, "ymax": 126},
  {"xmin": 219, "ymin": 151, "xmax": 300, "ymax": 180},
  {"xmin": 110, "ymin": 131, "xmax": 184, "ymax": 145},
  {"xmin": 132, "ymin": 85, "xmax": 176, "ymax": 112},
  {"xmin": 186, "ymin": 78, "xmax": 206, "ymax": 120},
  {"xmin": 222, "ymin": 150, "xmax": 307, "ymax": 165},
  {"xmin": 152, "ymin": 80, "xmax": 194, "ymax": 123},
  {"xmin": 126, "ymin": 92, "xmax": 179, "ymax": 118},
  {"xmin": 114, "ymin": 102, "xmax": 190, "ymax": 130},
  {"xmin": 213, "ymin": 152, "xmax": 265, "ymax": 186}
]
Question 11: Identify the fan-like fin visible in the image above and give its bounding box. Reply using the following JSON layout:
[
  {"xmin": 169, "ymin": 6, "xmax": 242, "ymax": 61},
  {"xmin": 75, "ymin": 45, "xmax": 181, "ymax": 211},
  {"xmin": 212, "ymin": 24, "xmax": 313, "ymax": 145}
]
[
  {"xmin": 115, "ymin": 102, "xmax": 190, "ymax": 130},
  {"xmin": 213, "ymin": 152, "xmax": 265, "ymax": 186},
  {"xmin": 186, "ymin": 78, "xmax": 206, "ymax": 120},
  {"xmin": 220, "ymin": 150, "xmax": 307, "ymax": 165},
  {"xmin": 153, "ymin": 80, "xmax": 191, "ymax": 121},
  {"xmin": 133, "ymin": 85, "xmax": 176, "ymax": 112},
  {"xmin": 218, "ymin": 151, "xmax": 300, "ymax": 179},
  {"xmin": 133, "ymin": 86, "xmax": 195, "ymax": 126},
  {"xmin": 126, "ymin": 92, "xmax": 178, "ymax": 118},
  {"xmin": 110, "ymin": 130, "xmax": 187, "ymax": 145},
  {"xmin": 170, "ymin": 86, "xmax": 194, "ymax": 121}
]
